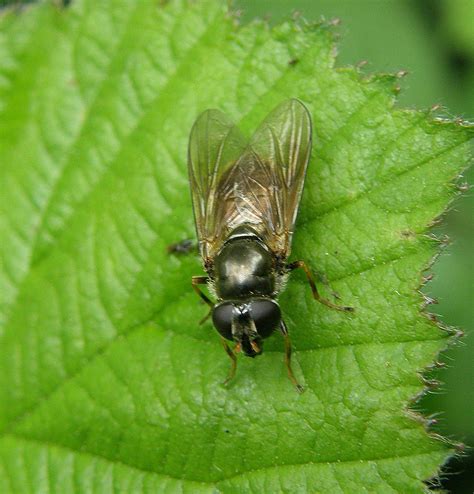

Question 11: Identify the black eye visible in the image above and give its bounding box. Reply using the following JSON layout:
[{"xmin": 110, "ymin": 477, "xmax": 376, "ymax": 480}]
[
  {"xmin": 249, "ymin": 299, "xmax": 281, "ymax": 338},
  {"xmin": 212, "ymin": 302, "xmax": 233, "ymax": 340}
]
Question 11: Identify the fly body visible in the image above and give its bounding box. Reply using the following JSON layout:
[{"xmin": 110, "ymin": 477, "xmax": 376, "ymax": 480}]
[{"xmin": 187, "ymin": 99, "xmax": 353, "ymax": 391}]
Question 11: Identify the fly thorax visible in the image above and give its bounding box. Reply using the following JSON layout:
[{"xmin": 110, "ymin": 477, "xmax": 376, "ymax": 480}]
[{"xmin": 214, "ymin": 238, "xmax": 275, "ymax": 299}]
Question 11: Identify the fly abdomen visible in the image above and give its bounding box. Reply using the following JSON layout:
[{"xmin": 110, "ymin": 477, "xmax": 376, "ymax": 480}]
[{"xmin": 214, "ymin": 236, "xmax": 275, "ymax": 299}]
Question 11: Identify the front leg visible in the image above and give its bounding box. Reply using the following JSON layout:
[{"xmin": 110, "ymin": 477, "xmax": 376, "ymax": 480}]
[
  {"xmin": 192, "ymin": 277, "xmax": 237, "ymax": 385},
  {"xmin": 287, "ymin": 260, "xmax": 354, "ymax": 312},
  {"xmin": 191, "ymin": 275, "xmax": 214, "ymax": 307}
]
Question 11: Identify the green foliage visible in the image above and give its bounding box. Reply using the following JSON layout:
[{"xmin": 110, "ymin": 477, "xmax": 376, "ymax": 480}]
[
  {"xmin": 440, "ymin": 0, "xmax": 474, "ymax": 57},
  {"xmin": 0, "ymin": 1, "xmax": 472, "ymax": 492}
]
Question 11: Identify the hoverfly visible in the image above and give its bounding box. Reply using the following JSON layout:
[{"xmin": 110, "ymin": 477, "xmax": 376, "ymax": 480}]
[{"xmin": 188, "ymin": 99, "xmax": 353, "ymax": 391}]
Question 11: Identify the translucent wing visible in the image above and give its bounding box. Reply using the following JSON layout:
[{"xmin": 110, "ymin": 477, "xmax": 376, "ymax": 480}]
[
  {"xmin": 213, "ymin": 99, "xmax": 312, "ymax": 258},
  {"xmin": 188, "ymin": 109, "xmax": 247, "ymax": 261}
]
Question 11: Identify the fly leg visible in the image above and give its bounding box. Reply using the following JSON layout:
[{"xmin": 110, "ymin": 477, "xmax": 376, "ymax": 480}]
[
  {"xmin": 191, "ymin": 275, "xmax": 213, "ymax": 307},
  {"xmin": 193, "ymin": 276, "xmax": 236, "ymax": 384},
  {"xmin": 191, "ymin": 276, "xmax": 213, "ymax": 324},
  {"xmin": 286, "ymin": 260, "xmax": 354, "ymax": 312},
  {"xmin": 221, "ymin": 337, "xmax": 237, "ymax": 386},
  {"xmin": 312, "ymin": 270, "xmax": 341, "ymax": 301},
  {"xmin": 279, "ymin": 320, "xmax": 304, "ymax": 393},
  {"xmin": 199, "ymin": 311, "xmax": 212, "ymax": 325}
]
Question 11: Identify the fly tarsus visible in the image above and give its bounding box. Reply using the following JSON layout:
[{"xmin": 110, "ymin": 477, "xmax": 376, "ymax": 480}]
[
  {"xmin": 287, "ymin": 260, "xmax": 354, "ymax": 312},
  {"xmin": 221, "ymin": 338, "xmax": 237, "ymax": 386}
]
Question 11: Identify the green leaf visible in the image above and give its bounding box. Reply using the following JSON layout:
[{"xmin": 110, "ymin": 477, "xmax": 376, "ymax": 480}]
[{"xmin": 0, "ymin": 1, "xmax": 472, "ymax": 492}]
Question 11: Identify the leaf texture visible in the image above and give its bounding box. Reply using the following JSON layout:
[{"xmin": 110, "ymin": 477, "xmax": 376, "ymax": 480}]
[{"xmin": 0, "ymin": 1, "xmax": 472, "ymax": 492}]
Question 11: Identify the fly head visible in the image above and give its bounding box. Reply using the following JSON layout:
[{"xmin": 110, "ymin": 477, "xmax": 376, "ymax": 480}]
[{"xmin": 212, "ymin": 298, "xmax": 281, "ymax": 357}]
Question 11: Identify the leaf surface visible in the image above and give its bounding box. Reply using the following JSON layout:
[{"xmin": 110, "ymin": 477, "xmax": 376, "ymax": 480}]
[{"xmin": 0, "ymin": 1, "xmax": 472, "ymax": 492}]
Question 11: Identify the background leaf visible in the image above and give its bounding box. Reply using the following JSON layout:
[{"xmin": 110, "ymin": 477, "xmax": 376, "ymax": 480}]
[{"xmin": 0, "ymin": 1, "xmax": 472, "ymax": 492}]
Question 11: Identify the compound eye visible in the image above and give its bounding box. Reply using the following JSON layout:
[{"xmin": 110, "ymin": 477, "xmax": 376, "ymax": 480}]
[
  {"xmin": 249, "ymin": 299, "xmax": 281, "ymax": 339},
  {"xmin": 212, "ymin": 302, "xmax": 234, "ymax": 340}
]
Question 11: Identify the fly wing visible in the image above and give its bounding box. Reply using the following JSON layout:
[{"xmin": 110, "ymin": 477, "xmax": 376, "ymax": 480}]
[
  {"xmin": 252, "ymin": 99, "xmax": 312, "ymax": 255},
  {"xmin": 214, "ymin": 99, "xmax": 312, "ymax": 258},
  {"xmin": 188, "ymin": 109, "xmax": 247, "ymax": 261}
]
